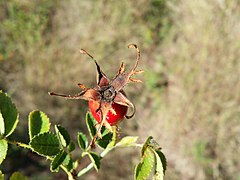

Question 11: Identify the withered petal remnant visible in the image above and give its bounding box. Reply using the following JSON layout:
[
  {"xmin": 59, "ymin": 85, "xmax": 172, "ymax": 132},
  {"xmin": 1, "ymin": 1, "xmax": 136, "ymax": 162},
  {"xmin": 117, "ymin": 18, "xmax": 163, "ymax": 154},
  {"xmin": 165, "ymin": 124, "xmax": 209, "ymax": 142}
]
[{"xmin": 49, "ymin": 44, "xmax": 142, "ymax": 147}]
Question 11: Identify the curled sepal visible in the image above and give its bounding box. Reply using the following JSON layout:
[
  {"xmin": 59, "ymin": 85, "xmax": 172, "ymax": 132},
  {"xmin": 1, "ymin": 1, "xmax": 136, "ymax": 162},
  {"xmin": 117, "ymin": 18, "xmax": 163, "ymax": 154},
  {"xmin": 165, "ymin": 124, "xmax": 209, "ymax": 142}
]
[
  {"xmin": 114, "ymin": 92, "xmax": 135, "ymax": 119},
  {"xmin": 80, "ymin": 49, "xmax": 109, "ymax": 87},
  {"xmin": 111, "ymin": 44, "xmax": 142, "ymax": 92}
]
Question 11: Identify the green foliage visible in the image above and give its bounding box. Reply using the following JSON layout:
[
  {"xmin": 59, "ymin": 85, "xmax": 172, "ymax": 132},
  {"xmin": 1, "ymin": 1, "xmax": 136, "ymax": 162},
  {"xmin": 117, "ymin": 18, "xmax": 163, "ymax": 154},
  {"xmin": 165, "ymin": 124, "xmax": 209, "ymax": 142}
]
[
  {"xmin": 30, "ymin": 132, "xmax": 60, "ymax": 156},
  {"xmin": 55, "ymin": 125, "xmax": 70, "ymax": 148},
  {"xmin": 78, "ymin": 132, "xmax": 88, "ymax": 151},
  {"xmin": 68, "ymin": 141, "xmax": 75, "ymax": 152},
  {"xmin": 0, "ymin": 171, "xmax": 4, "ymax": 180},
  {"xmin": 51, "ymin": 150, "xmax": 68, "ymax": 172},
  {"xmin": 134, "ymin": 136, "xmax": 167, "ymax": 180},
  {"xmin": 28, "ymin": 110, "xmax": 50, "ymax": 140},
  {"xmin": 82, "ymin": 151, "xmax": 101, "ymax": 171},
  {"xmin": 86, "ymin": 112, "xmax": 113, "ymax": 149},
  {"xmin": 0, "ymin": 91, "xmax": 19, "ymax": 137},
  {"xmin": 0, "ymin": 90, "xmax": 166, "ymax": 179},
  {"xmin": 86, "ymin": 112, "xmax": 96, "ymax": 138},
  {"xmin": 96, "ymin": 127, "xmax": 113, "ymax": 149},
  {"xmin": 155, "ymin": 150, "xmax": 167, "ymax": 175},
  {"xmin": 9, "ymin": 172, "xmax": 28, "ymax": 180},
  {"xmin": 0, "ymin": 113, "xmax": 4, "ymax": 136},
  {"xmin": 116, "ymin": 136, "xmax": 138, "ymax": 147},
  {"xmin": 135, "ymin": 147, "xmax": 154, "ymax": 180},
  {"xmin": 0, "ymin": 139, "xmax": 8, "ymax": 164}
]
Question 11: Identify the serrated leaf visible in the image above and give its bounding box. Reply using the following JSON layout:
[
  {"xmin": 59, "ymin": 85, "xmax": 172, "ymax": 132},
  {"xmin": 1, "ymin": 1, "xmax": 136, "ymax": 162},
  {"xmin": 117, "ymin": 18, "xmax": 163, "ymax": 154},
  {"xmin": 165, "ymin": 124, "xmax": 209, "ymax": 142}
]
[
  {"xmin": 0, "ymin": 139, "xmax": 8, "ymax": 164},
  {"xmin": 0, "ymin": 112, "xmax": 5, "ymax": 135},
  {"xmin": 134, "ymin": 147, "xmax": 154, "ymax": 180},
  {"xmin": 0, "ymin": 170, "xmax": 4, "ymax": 180},
  {"xmin": 51, "ymin": 150, "xmax": 68, "ymax": 172},
  {"xmin": 65, "ymin": 156, "xmax": 74, "ymax": 171},
  {"xmin": 55, "ymin": 125, "xmax": 70, "ymax": 147},
  {"xmin": 83, "ymin": 151, "xmax": 101, "ymax": 171},
  {"xmin": 9, "ymin": 172, "xmax": 28, "ymax": 180},
  {"xmin": 152, "ymin": 150, "xmax": 164, "ymax": 180},
  {"xmin": 0, "ymin": 91, "xmax": 19, "ymax": 137},
  {"xmin": 68, "ymin": 141, "xmax": 75, "ymax": 152},
  {"xmin": 116, "ymin": 136, "xmax": 138, "ymax": 147},
  {"xmin": 28, "ymin": 110, "xmax": 50, "ymax": 140},
  {"xmin": 86, "ymin": 112, "xmax": 96, "ymax": 137},
  {"xmin": 155, "ymin": 149, "xmax": 167, "ymax": 175},
  {"xmin": 96, "ymin": 127, "xmax": 113, "ymax": 149},
  {"xmin": 78, "ymin": 132, "xmax": 88, "ymax": 150},
  {"xmin": 30, "ymin": 132, "xmax": 60, "ymax": 156}
]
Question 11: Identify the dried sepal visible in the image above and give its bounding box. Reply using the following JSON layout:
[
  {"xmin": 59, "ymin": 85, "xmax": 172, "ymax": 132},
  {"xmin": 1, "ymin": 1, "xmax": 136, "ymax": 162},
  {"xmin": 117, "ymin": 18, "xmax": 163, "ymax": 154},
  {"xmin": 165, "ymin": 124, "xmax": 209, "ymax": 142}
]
[
  {"xmin": 111, "ymin": 44, "xmax": 141, "ymax": 92},
  {"xmin": 49, "ymin": 44, "xmax": 142, "ymax": 148}
]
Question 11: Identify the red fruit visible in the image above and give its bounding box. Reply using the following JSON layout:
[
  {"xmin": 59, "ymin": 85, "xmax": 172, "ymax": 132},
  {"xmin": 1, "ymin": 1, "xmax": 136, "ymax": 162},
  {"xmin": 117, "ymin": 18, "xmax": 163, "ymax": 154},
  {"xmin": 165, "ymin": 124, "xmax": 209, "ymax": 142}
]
[{"xmin": 89, "ymin": 100, "xmax": 128, "ymax": 126}]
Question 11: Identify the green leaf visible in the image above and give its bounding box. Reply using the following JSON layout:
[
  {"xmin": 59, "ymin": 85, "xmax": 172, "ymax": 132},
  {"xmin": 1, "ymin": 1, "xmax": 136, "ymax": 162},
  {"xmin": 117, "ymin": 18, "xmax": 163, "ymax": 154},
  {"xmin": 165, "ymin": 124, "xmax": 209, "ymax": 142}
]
[
  {"xmin": 0, "ymin": 139, "xmax": 8, "ymax": 164},
  {"xmin": 134, "ymin": 147, "xmax": 154, "ymax": 180},
  {"xmin": 83, "ymin": 151, "xmax": 101, "ymax": 171},
  {"xmin": 96, "ymin": 127, "xmax": 113, "ymax": 149},
  {"xmin": 68, "ymin": 141, "xmax": 75, "ymax": 152},
  {"xmin": 155, "ymin": 149, "xmax": 167, "ymax": 175},
  {"xmin": 152, "ymin": 150, "xmax": 164, "ymax": 180},
  {"xmin": 51, "ymin": 150, "xmax": 68, "ymax": 172},
  {"xmin": 116, "ymin": 136, "xmax": 138, "ymax": 147},
  {"xmin": 65, "ymin": 157, "xmax": 74, "ymax": 171},
  {"xmin": 0, "ymin": 171, "xmax": 4, "ymax": 180},
  {"xmin": 28, "ymin": 110, "xmax": 50, "ymax": 140},
  {"xmin": 0, "ymin": 112, "xmax": 5, "ymax": 136},
  {"xmin": 0, "ymin": 91, "xmax": 19, "ymax": 137},
  {"xmin": 55, "ymin": 125, "xmax": 70, "ymax": 147},
  {"xmin": 78, "ymin": 132, "xmax": 88, "ymax": 150},
  {"xmin": 86, "ymin": 112, "xmax": 96, "ymax": 137},
  {"xmin": 89, "ymin": 152, "xmax": 101, "ymax": 171},
  {"xmin": 9, "ymin": 172, "xmax": 28, "ymax": 180},
  {"xmin": 103, "ymin": 126, "xmax": 117, "ymax": 150},
  {"xmin": 30, "ymin": 132, "xmax": 60, "ymax": 156},
  {"xmin": 141, "ymin": 136, "xmax": 153, "ymax": 156}
]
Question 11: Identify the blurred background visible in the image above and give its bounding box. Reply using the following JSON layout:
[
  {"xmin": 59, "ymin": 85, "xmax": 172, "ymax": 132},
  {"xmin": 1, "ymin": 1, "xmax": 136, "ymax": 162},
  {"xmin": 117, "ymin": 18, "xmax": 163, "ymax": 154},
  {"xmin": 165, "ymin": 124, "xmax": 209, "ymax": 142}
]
[{"xmin": 0, "ymin": 0, "xmax": 240, "ymax": 179}]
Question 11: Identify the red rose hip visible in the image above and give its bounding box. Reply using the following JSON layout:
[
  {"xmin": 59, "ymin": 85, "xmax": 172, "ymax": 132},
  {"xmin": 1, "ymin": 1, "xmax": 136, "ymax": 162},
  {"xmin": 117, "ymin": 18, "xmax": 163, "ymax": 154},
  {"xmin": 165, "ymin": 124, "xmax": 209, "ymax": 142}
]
[{"xmin": 88, "ymin": 100, "xmax": 128, "ymax": 126}]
